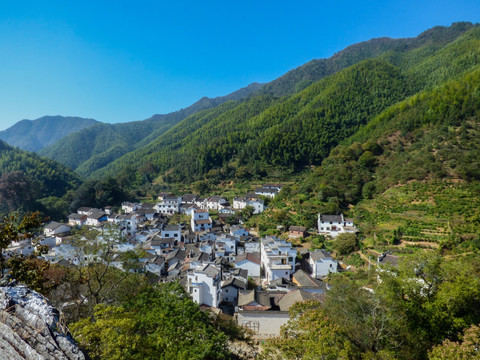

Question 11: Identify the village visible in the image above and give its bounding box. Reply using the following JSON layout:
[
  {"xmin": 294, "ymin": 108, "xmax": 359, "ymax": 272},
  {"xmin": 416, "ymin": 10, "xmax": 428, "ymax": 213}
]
[{"xmin": 5, "ymin": 184, "xmax": 370, "ymax": 338}]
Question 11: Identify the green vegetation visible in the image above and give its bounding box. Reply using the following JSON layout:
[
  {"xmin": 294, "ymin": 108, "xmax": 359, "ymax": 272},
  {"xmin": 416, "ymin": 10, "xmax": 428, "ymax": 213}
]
[
  {"xmin": 263, "ymin": 253, "xmax": 480, "ymax": 360},
  {"xmin": 71, "ymin": 282, "xmax": 231, "ymax": 360},
  {"xmin": 0, "ymin": 140, "xmax": 81, "ymax": 215}
]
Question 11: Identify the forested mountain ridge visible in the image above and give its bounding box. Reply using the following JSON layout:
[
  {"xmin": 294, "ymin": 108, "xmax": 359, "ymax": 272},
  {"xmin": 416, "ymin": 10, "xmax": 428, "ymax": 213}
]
[
  {"xmin": 89, "ymin": 23, "xmax": 480, "ymax": 186},
  {"xmin": 0, "ymin": 115, "xmax": 99, "ymax": 152},
  {"xmin": 262, "ymin": 65, "xmax": 480, "ymax": 252},
  {"xmin": 258, "ymin": 21, "xmax": 476, "ymax": 96},
  {"xmin": 0, "ymin": 139, "xmax": 81, "ymax": 214},
  {"xmin": 38, "ymin": 82, "xmax": 263, "ymax": 177}
]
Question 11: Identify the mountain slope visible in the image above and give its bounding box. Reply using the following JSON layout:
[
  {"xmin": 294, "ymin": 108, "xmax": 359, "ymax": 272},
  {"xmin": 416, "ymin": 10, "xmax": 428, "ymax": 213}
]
[
  {"xmin": 282, "ymin": 66, "xmax": 480, "ymax": 247},
  {"xmin": 39, "ymin": 83, "xmax": 262, "ymax": 177},
  {"xmin": 92, "ymin": 58, "xmax": 410, "ymax": 183},
  {"xmin": 0, "ymin": 140, "xmax": 81, "ymax": 214},
  {"xmin": 88, "ymin": 23, "xmax": 480, "ymax": 186},
  {"xmin": 0, "ymin": 116, "xmax": 99, "ymax": 152}
]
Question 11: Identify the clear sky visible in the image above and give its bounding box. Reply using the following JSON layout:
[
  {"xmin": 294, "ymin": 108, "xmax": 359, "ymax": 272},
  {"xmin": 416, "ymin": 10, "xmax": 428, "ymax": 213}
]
[{"xmin": 0, "ymin": 0, "xmax": 479, "ymax": 130}]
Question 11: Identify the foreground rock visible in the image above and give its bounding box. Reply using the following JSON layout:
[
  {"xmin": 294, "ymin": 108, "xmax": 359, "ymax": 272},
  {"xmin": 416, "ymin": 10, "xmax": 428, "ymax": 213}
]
[{"xmin": 0, "ymin": 281, "xmax": 85, "ymax": 360}]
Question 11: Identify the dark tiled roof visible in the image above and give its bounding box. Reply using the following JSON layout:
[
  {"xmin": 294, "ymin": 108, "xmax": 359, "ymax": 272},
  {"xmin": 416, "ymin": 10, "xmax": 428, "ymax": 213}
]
[
  {"xmin": 310, "ymin": 250, "xmax": 332, "ymax": 262},
  {"xmin": 319, "ymin": 214, "xmax": 342, "ymax": 223}
]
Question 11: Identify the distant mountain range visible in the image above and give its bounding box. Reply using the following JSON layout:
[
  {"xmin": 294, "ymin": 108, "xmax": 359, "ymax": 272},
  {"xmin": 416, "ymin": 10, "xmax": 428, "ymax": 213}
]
[{"xmin": 0, "ymin": 116, "xmax": 99, "ymax": 152}]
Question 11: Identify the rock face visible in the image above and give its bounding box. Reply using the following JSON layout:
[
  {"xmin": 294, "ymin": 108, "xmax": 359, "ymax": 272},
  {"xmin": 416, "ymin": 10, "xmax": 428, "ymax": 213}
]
[{"xmin": 0, "ymin": 282, "xmax": 85, "ymax": 360}]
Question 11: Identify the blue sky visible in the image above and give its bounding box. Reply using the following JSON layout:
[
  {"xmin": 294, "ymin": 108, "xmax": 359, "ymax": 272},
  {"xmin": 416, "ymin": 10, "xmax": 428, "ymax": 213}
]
[{"xmin": 0, "ymin": 0, "xmax": 479, "ymax": 130}]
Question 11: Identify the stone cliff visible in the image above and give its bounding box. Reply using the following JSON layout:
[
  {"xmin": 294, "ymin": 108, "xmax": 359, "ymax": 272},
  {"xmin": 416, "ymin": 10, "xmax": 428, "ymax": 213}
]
[{"xmin": 0, "ymin": 281, "xmax": 85, "ymax": 360}]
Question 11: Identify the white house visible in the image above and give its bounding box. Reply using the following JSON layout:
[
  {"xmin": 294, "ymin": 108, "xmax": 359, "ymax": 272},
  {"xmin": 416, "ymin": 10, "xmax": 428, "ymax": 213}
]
[
  {"xmin": 309, "ymin": 250, "xmax": 338, "ymax": 278},
  {"xmin": 187, "ymin": 263, "xmax": 222, "ymax": 307},
  {"xmin": 205, "ymin": 196, "xmax": 229, "ymax": 211},
  {"xmin": 317, "ymin": 214, "xmax": 357, "ymax": 238},
  {"xmin": 121, "ymin": 202, "xmax": 139, "ymax": 214},
  {"xmin": 144, "ymin": 255, "xmax": 165, "ymax": 277},
  {"xmin": 85, "ymin": 211, "xmax": 108, "ymax": 227},
  {"xmin": 43, "ymin": 222, "xmax": 70, "ymax": 237},
  {"xmin": 155, "ymin": 195, "xmax": 181, "ymax": 215},
  {"xmin": 216, "ymin": 234, "xmax": 237, "ymax": 255},
  {"xmin": 190, "ymin": 209, "xmax": 212, "ymax": 232},
  {"xmin": 260, "ymin": 236, "xmax": 297, "ymax": 283},
  {"xmin": 230, "ymin": 225, "xmax": 249, "ymax": 238},
  {"xmin": 161, "ymin": 224, "xmax": 182, "ymax": 241},
  {"xmin": 68, "ymin": 213, "xmax": 86, "ymax": 227},
  {"xmin": 233, "ymin": 196, "xmax": 264, "ymax": 214},
  {"xmin": 254, "ymin": 187, "xmax": 278, "ymax": 198},
  {"xmin": 235, "ymin": 253, "xmax": 261, "ymax": 277},
  {"xmin": 221, "ymin": 277, "xmax": 247, "ymax": 304}
]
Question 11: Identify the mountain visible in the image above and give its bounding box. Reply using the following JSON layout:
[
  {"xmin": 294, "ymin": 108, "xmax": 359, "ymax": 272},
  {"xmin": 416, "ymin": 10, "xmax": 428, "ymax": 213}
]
[
  {"xmin": 88, "ymin": 23, "xmax": 480, "ymax": 186},
  {"xmin": 0, "ymin": 116, "xmax": 99, "ymax": 152},
  {"xmin": 39, "ymin": 82, "xmax": 263, "ymax": 177},
  {"xmin": 259, "ymin": 21, "xmax": 476, "ymax": 96},
  {"xmin": 280, "ymin": 66, "xmax": 480, "ymax": 250},
  {"xmin": 0, "ymin": 139, "xmax": 81, "ymax": 214}
]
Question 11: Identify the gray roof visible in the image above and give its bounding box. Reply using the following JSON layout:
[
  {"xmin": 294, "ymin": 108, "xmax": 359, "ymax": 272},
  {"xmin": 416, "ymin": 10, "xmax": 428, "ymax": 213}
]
[
  {"xmin": 310, "ymin": 250, "xmax": 332, "ymax": 262},
  {"xmin": 292, "ymin": 269, "xmax": 326, "ymax": 288},
  {"xmin": 278, "ymin": 289, "xmax": 324, "ymax": 311},
  {"xmin": 378, "ymin": 253, "xmax": 399, "ymax": 267},
  {"xmin": 181, "ymin": 194, "xmax": 198, "ymax": 203},
  {"xmin": 319, "ymin": 214, "xmax": 342, "ymax": 223},
  {"xmin": 255, "ymin": 187, "xmax": 277, "ymax": 194},
  {"xmin": 221, "ymin": 277, "xmax": 247, "ymax": 289},
  {"xmin": 289, "ymin": 226, "xmax": 306, "ymax": 232},
  {"xmin": 45, "ymin": 221, "xmax": 68, "ymax": 231},
  {"xmin": 163, "ymin": 224, "xmax": 181, "ymax": 231},
  {"xmin": 68, "ymin": 213, "xmax": 86, "ymax": 220}
]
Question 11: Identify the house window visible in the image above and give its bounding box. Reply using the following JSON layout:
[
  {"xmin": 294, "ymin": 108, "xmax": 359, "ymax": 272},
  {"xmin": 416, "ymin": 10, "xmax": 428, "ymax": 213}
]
[
  {"xmin": 225, "ymin": 289, "xmax": 228, "ymax": 293},
  {"xmin": 281, "ymin": 258, "xmax": 286, "ymax": 264},
  {"xmin": 189, "ymin": 287, "xmax": 193, "ymax": 294},
  {"xmin": 288, "ymin": 257, "xmax": 293, "ymax": 262},
  {"xmin": 285, "ymin": 271, "xmax": 288, "ymax": 275}
]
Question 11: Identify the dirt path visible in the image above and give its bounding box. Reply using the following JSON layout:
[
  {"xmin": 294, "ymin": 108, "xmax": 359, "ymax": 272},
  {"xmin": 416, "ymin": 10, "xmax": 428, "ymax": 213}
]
[
  {"xmin": 399, "ymin": 240, "xmax": 440, "ymax": 249},
  {"xmin": 357, "ymin": 251, "xmax": 376, "ymax": 267}
]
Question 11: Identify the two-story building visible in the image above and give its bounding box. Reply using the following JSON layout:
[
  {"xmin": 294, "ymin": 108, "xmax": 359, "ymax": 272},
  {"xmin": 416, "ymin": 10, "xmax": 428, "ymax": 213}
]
[
  {"xmin": 260, "ymin": 236, "xmax": 297, "ymax": 283},
  {"xmin": 309, "ymin": 250, "xmax": 338, "ymax": 278},
  {"xmin": 155, "ymin": 195, "xmax": 181, "ymax": 215},
  {"xmin": 190, "ymin": 209, "xmax": 213, "ymax": 232}
]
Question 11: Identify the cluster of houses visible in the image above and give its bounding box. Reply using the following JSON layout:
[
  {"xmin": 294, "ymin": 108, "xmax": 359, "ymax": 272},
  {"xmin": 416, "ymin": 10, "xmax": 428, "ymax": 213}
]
[{"xmin": 4, "ymin": 186, "xmax": 365, "ymax": 338}]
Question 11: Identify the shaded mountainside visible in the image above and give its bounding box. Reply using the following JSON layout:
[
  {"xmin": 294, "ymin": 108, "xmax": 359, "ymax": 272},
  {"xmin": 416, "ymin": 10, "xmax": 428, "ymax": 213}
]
[
  {"xmin": 0, "ymin": 140, "xmax": 80, "ymax": 214},
  {"xmin": 90, "ymin": 23, "xmax": 480, "ymax": 186},
  {"xmin": 39, "ymin": 82, "xmax": 263, "ymax": 177},
  {"xmin": 0, "ymin": 116, "xmax": 99, "ymax": 152}
]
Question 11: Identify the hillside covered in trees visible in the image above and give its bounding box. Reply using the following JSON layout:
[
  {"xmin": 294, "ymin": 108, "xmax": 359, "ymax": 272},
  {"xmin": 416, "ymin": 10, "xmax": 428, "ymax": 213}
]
[
  {"xmin": 82, "ymin": 22, "xmax": 480, "ymax": 187},
  {"xmin": 0, "ymin": 140, "xmax": 81, "ymax": 215}
]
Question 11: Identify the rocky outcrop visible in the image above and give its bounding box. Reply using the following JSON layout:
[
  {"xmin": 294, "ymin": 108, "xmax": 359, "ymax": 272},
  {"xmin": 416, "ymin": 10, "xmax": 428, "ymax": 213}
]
[{"xmin": 0, "ymin": 281, "xmax": 85, "ymax": 360}]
